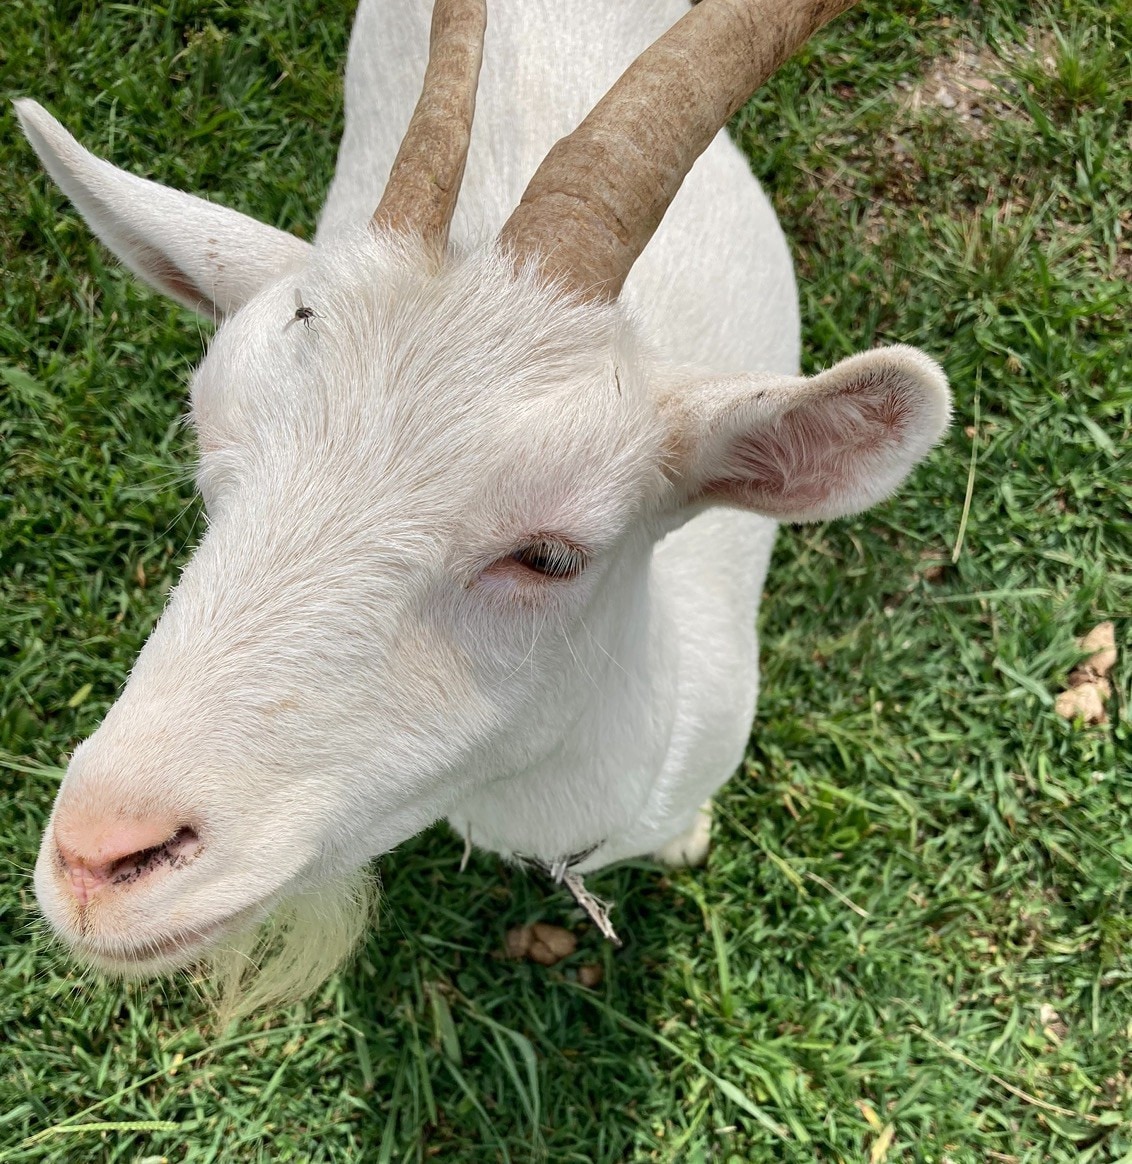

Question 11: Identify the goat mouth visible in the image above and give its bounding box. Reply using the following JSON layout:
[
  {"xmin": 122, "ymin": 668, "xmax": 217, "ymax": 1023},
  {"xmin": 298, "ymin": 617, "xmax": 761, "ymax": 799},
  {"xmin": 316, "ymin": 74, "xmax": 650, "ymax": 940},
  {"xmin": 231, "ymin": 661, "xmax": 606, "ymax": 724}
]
[{"xmin": 76, "ymin": 901, "xmax": 265, "ymax": 976}]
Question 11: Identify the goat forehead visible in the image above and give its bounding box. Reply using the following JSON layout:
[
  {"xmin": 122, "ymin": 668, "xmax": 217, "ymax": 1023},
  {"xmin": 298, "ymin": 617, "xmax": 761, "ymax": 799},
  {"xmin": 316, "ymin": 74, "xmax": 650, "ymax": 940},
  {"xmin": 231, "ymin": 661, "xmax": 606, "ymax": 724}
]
[{"xmin": 192, "ymin": 237, "xmax": 659, "ymax": 507}]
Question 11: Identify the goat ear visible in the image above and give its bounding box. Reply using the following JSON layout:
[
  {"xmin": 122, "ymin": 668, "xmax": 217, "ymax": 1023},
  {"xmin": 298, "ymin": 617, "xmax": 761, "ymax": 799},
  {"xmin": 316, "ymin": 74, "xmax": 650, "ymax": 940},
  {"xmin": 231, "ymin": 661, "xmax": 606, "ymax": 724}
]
[
  {"xmin": 15, "ymin": 99, "xmax": 311, "ymax": 320},
  {"xmin": 663, "ymin": 346, "xmax": 951, "ymax": 523}
]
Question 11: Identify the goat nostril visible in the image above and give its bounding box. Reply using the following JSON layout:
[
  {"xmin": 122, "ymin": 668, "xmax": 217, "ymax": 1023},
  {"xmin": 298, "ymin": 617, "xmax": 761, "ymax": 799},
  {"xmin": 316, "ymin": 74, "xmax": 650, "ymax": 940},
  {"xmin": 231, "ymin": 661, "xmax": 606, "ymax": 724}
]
[
  {"xmin": 105, "ymin": 825, "xmax": 201, "ymax": 885},
  {"xmin": 57, "ymin": 823, "xmax": 202, "ymax": 905}
]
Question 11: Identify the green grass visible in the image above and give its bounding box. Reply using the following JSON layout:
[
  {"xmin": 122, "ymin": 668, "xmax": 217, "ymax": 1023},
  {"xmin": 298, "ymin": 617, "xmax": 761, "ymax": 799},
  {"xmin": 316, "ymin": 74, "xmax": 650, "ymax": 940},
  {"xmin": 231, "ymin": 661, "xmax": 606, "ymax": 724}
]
[{"xmin": 1, "ymin": 0, "xmax": 1130, "ymax": 1160}]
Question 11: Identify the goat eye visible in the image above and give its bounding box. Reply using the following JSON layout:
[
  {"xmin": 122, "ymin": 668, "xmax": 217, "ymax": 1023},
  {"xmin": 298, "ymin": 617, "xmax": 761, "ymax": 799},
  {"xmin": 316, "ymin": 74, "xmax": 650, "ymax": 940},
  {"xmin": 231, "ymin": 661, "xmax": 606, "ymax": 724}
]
[{"xmin": 509, "ymin": 539, "xmax": 586, "ymax": 580}]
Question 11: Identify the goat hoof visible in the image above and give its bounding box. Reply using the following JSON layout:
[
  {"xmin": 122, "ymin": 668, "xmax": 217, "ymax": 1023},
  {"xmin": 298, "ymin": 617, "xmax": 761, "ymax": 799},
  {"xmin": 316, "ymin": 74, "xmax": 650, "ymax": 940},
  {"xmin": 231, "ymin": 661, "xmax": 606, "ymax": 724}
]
[{"xmin": 653, "ymin": 801, "xmax": 712, "ymax": 868}]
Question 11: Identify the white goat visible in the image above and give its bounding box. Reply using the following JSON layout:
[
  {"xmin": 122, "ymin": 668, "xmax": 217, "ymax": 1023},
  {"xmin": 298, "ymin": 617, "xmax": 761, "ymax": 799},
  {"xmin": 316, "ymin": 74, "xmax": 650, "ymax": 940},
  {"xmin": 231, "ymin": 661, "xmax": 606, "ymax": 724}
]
[{"xmin": 18, "ymin": 0, "xmax": 949, "ymax": 1004}]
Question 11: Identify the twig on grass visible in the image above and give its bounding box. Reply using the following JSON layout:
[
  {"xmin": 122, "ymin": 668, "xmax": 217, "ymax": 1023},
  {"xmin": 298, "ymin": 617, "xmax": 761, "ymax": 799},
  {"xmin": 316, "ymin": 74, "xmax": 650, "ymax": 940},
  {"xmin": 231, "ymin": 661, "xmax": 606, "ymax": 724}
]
[
  {"xmin": 20, "ymin": 1120, "xmax": 183, "ymax": 1149},
  {"xmin": 803, "ymin": 870, "xmax": 870, "ymax": 918},
  {"xmin": 952, "ymin": 377, "xmax": 981, "ymax": 563},
  {"xmin": 909, "ymin": 1023, "xmax": 1110, "ymax": 1126}
]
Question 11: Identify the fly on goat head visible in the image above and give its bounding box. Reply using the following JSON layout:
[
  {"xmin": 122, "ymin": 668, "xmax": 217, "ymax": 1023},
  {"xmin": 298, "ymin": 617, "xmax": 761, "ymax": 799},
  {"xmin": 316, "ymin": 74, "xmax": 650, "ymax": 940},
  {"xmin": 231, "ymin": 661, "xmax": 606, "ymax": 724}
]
[{"xmin": 283, "ymin": 288, "xmax": 319, "ymax": 334}]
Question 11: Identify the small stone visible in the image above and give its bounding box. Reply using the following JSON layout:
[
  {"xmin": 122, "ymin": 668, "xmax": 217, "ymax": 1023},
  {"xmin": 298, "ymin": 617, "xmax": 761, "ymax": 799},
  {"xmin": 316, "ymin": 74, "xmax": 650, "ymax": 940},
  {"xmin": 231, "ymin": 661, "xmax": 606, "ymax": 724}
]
[
  {"xmin": 935, "ymin": 87, "xmax": 957, "ymax": 109},
  {"xmin": 505, "ymin": 923, "xmax": 579, "ymax": 966},
  {"xmin": 577, "ymin": 963, "xmax": 604, "ymax": 988},
  {"xmin": 527, "ymin": 922, "xmax": 577, "ymax": 965},
  {"xmin": 504, "ymin": 925, "xmax": 533, "ymax": 959}
]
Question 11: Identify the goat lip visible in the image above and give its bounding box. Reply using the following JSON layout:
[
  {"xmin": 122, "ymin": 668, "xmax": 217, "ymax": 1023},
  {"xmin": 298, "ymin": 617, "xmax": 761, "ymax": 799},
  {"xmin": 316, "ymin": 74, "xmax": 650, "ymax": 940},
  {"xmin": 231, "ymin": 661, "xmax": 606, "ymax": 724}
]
[{"xmin": 75, "ymin": 901, "xmax": 264, "ymax": 975}]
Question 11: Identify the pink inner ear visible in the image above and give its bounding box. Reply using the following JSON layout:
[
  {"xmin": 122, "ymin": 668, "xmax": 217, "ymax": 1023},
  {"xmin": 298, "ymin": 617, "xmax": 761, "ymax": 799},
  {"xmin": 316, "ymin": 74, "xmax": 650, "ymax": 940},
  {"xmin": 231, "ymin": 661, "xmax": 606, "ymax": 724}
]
[
  {"xmin": 120, "ymin": 228, "xmax": 218, "ymax": 316},
  {"xmin": 707, "ymin": 371, "xmax": 915, "ymax": 518}
]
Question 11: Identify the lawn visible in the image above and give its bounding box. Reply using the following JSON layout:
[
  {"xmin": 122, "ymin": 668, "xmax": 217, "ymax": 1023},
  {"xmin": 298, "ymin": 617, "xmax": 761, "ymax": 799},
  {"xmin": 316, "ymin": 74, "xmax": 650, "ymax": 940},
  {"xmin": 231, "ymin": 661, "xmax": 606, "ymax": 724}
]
[{"xmin": 1, "ymin": 0, "xmax": 1129, "ymax": 1160}]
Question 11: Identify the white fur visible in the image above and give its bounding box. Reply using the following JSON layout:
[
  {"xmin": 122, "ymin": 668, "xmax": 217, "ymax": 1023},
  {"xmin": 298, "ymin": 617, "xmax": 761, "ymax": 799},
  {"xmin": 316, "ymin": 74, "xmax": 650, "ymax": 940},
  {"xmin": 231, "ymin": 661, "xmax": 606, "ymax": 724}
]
[{"xmin": 18, "ymin": 0, "xmax": 950, "ymax": 1001}]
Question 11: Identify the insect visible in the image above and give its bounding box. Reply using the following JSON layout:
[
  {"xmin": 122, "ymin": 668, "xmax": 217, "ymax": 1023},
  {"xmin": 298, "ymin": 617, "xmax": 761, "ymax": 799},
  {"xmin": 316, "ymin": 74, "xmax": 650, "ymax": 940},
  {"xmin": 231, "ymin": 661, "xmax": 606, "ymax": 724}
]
[{"xmin": 283, "ymin": 288, "xmax": 318, "ymax": 333}]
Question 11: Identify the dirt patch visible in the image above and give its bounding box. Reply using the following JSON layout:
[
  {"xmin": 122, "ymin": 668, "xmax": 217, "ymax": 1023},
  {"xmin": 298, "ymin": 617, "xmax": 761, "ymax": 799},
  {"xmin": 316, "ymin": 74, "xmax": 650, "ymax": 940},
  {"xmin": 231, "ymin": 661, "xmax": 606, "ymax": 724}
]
[
  {"xmin": 899, "ymin": 41, "xmax": 1017, "ymax": 137},
  {"xmin": 1115, "ymin": 210, "xmax": 1132, "ymax": 283}
]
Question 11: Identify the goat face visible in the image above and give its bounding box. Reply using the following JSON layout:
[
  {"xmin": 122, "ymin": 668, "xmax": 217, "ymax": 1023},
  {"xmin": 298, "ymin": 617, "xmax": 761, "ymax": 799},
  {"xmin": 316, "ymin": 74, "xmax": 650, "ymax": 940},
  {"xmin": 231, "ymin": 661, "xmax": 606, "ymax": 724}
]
[{"xmin": 33, "ymin": 232, "xmax": 672, "ymax": 975}]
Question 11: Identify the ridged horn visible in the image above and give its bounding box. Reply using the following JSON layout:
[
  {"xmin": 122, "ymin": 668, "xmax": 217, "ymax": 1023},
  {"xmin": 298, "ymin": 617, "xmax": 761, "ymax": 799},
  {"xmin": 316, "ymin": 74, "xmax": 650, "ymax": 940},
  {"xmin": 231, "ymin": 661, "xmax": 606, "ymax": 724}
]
[
  {"xmin": 372, "ymin": 0, "xmax": 487, "ymax": 246},
  {"xmin": 499, "ymin": 0, "xmax": 859, "ymax": 300}
]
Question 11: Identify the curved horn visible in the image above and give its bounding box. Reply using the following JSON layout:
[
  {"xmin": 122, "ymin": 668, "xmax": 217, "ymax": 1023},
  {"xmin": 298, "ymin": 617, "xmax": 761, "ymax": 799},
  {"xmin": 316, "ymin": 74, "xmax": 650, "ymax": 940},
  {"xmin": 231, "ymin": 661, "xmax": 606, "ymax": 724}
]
[
  {"xmin": 499, "ymin": 0, "xmax": 859, "ymax": 300},
  {"xmin": 372, "ymin": 0, "xmax": 487, "ymax": 245}
]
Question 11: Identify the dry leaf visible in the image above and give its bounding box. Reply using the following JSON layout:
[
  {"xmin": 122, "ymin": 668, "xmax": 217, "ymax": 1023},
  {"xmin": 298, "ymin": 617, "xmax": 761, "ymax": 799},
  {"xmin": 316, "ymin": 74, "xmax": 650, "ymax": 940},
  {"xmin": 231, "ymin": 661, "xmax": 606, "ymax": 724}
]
[
  {"xmin": 1039, "ymin": 1002, "xmax": 1069, "ymax": 1043},
  {"xmin": 855, "ymin": 1100, "xmax": 884, "ymax": 1131},
  {"xmin": 1079, "ymin": 621, "xmax": 1116, "ymax": 677},
  {"xmin": 1055, "ymin": 622, "xmax": 1117, "ymax": 725},
  {"xmin": 1055, "ymin": 680, "xmax": 1110, "ymax": 725},
  {"xmin": 870, "ymin": 1122, "xmax": 896, "ymax": 1163}
]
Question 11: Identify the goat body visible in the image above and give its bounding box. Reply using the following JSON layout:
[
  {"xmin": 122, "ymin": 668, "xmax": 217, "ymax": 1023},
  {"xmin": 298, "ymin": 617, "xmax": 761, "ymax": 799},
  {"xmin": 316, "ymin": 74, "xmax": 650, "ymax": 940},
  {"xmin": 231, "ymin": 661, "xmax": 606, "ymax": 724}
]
[
  {"xmin": 18, "ymin": 0, "xmax": 949, "ymax": 994},
  {"xmin": 325, "ymin": 0, "xmax": 798, "ymax": 867}
]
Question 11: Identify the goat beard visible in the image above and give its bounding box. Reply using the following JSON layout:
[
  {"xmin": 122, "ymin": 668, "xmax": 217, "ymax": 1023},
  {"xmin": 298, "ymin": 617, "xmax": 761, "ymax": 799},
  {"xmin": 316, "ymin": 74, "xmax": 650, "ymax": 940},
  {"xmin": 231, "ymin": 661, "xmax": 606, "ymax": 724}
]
[{"xmin": 201, "ymin": 869, "xmax": 376, "ymax": 1023}]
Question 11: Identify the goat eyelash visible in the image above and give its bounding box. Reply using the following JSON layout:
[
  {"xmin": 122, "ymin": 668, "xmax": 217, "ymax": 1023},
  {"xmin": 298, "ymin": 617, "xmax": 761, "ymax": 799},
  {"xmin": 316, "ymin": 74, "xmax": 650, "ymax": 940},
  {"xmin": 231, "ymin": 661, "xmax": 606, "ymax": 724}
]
[{"xmin": 509, "ymin": 539, "xmax": 588, "ymax": 580}]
